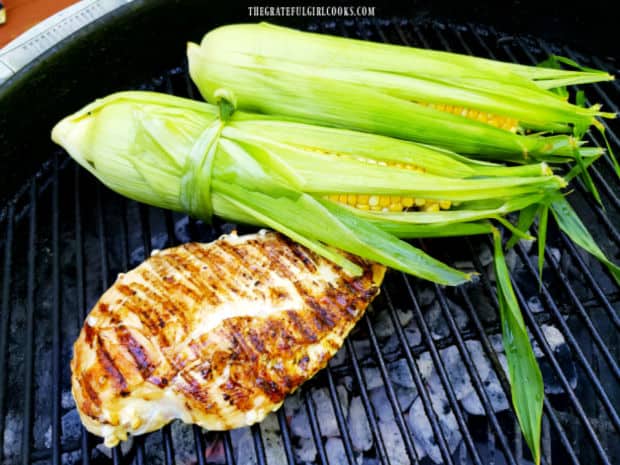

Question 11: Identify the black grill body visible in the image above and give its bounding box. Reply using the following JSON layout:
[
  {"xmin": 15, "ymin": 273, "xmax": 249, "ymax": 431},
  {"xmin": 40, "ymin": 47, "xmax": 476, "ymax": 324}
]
[{"xmin": 0, "ymin": 3, "xmax": 619, "ymax": 465}]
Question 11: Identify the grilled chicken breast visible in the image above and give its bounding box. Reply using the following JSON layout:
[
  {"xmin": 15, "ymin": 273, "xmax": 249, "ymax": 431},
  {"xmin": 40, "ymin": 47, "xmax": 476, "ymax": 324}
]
[{"xmin": 71, "ymin": 230, "xmax": 385, "ymax": 446}]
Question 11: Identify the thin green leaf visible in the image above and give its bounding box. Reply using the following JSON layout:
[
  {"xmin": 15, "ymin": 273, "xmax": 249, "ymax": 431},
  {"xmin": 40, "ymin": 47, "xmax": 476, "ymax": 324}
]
[
  {"xmin": 214, "ymin": 180, "xmax": 471, "ymax": 285},
  {"xmin": 595, "ymin": 123, "xmax": 620, "ymax": 178},
  {"xmin": 572, "ymin": 140, "xmax": 602, "ymax": 205},
  {"xmin": 494, "ymin": 216, "xmax": 535, "ymax": 242},
  {"xmin": 536, "ymin": 56, "xmax": 569, "ymax": 98},
  {"xmin": 573, "ymin": 90, "xmax": 589, "ymax": 138},
  {"xmin": 550, "ymin": 198, "xmax": 620, "ymax": 286},
  {"xmin": 506, "ymin": 203, "xmax": 539, "ymax": 250},
  {"xmin": 492, "ymin": 229, "xmax": 543, "ymax": 465},
  {"xmin": 537, "ymin": 205, "xmax": 549, "ymax": 289},
  {"xmin": 565, "ymin": 152, "xmax": 602, "ymax": 182},
  {"xmin": 370, "ymin": 220, "xmax": 494, "ymax": 238},
  {"xmin": 543, "ymin": 54, "xmax": 611, "ymax": 74}
]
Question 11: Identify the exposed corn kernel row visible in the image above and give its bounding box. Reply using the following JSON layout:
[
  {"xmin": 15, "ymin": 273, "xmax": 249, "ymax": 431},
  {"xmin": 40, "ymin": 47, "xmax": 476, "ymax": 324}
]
[
  {"xmin": 419, "ymin": 102, "xmax": 519, "ymax": 133},
  {"xmin": 326, "ymin": 194, "xmax": 452, "ymax": 213},
  {"xmin": 324, "ymin": 159, "xmax": 452, "ymax": 212}
]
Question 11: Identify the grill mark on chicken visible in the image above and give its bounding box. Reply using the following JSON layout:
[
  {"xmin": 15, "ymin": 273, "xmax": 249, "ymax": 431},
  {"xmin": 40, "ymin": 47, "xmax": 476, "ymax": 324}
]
[
  {"xmin": 158, "ymin": 250, "xmax": 210, "ymax": 301},
  {"xmin": 115, "ymin": 284, "xmax": 172, "ymax": 349},
  {"xmin": 288, "ymin": 241, "xmax": 319, "ymax": 273},
  {"xmin": 115, "ymin": 325, "xmax": 155, "ymax": 380},
  {"xmin": 130, "ymin": 275, "xmax": 190, "ymax": 332},
  {"xmin": 147, "ymin": 254, "xmax": 212, "ymax": 305},
  {"xmin": 215, "ymin": 240, "xmax": 272, "ymax": 285},
  {"xmin": 97, "ymin": 343, "xmax": 127, "ymax": 392},
  {"xmin": 194, "ymin": 245, "xmax": 245, "ymax": 298},
  {"xmin": 81, "ymin": 371, "xmax": 103, "ymax": 410},
  {"xmin": 71, "ymin": 231, "xmax": 385, "ymax": 447}
]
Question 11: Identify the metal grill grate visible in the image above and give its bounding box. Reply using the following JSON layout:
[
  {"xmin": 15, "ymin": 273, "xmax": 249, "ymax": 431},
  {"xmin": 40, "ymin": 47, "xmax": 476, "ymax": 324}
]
[{"xmin": 0, "ymin": 17, "xmax": 619, "ymax": 465}]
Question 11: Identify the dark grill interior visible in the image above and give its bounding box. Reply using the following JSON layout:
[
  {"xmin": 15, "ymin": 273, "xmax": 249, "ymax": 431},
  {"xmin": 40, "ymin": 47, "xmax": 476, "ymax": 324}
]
[{"xmin": 1, "ymin": 17, "xmax": 619, "ymax": 465}]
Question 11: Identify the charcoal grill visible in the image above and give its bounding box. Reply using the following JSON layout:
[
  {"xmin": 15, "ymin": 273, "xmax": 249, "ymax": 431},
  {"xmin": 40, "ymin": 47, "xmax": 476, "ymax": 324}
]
[{"xmin": 0, "ymin": 2, "xmax": 619, "ymax": 464}]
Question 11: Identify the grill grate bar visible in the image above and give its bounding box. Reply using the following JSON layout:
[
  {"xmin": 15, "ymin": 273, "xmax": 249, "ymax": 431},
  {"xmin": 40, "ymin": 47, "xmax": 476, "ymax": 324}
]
[
  {"xmin": 251, "ymin": 424, "xmax": 268, "ymax": 465},
  {"xmin": 96, "ymin": 183, "xmax": 109, "ymax": 289},
  {"xmin": 134, "ymin": 436, "xmax": 145, "ymax": 465},
  {"xmin": 303, "ymin": 387, "xmax": 330, "ymax": 465},
  {"xmin": 96, "ymin": 182, "xmax": 126, "ymax": 463},
  {"xmin": 119, "ymin": 198, "xmax": 130, "ymax": 272},
  {"xmin": 0, "ymin": 201, "xmax": 14, "ymax": 461},
  {"xmin": 382, "ymin": 280, "xmax": 487, "ymax": 465},
  {"xmin": 20, "ymin": 181, "xmax": 37, "ymax": 465},
  {"xmin": 276, "ymin": 409, "xmax": 296, "ymax": 465},
  {"xmin": 112, "ymin": 447, "xmax": 122, "ymax": 465},
  {"xmin": 51, "ymin": 154, "xmax": 62, "ymax": 465},
  {"xmin": 73, "ymin": 166, "xmax": 91, "ymax": 465},
  {"xmin": 162, "ymin": 425, "xmax": 176, "ymax": 465},
  {"xmin": 359, "ymin": 312, "xmax": 426, "ymax": 464},
  {"xmin": 324, "ymin": 366, "xmax": 357, "ymax": 465},
  {"xmin": 541, "ymin": 397, "xmax": 581, "ymax": 465},
  {"xmin": 343, "ymin": 337, "xmax": 392, "ymax": 465},
  {"xmin": 192, "ymin": 426, "xmax": 207, "ymax": 465},
  {"xmin": 223, "ymin": 430, "xmax": 236, "ymax": 465}
]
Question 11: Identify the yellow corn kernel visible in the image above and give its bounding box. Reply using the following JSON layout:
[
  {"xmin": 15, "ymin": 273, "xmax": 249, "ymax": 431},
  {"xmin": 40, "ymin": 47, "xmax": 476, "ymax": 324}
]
[
  {"xmin": 439, "ymin": 200, "xmax": 452, "ymax": 210},
  {"xmin": 415, "ymin": 198, "xmax": 426, "ymax": 207},
  {"xmin": 402, "ymin": 197, "xmax": 414, "ymax": 207},
  {"xmin": 389, "ymin": 203, "xmax": 403, "ymax": 212},
  {"xmin": 379, "ymin": 196, "xmax": 391, "ymax": 207},
  {"xmin": 423, "ymin": 203, "xmax": 440, "ymax": 212},
  {"xmin": 368, "ymin": 195, "xmax": 379, "ymax": 207},
  {"xmin": 346, "ymin": 194, "xmax": 357, "ymax": 205}
]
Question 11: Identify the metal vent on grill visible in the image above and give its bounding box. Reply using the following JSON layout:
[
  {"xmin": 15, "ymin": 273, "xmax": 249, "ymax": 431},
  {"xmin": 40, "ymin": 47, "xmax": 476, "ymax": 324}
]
[{"xmin": 0, "ymin": 17, "xmax": 618, "ymax": 465}]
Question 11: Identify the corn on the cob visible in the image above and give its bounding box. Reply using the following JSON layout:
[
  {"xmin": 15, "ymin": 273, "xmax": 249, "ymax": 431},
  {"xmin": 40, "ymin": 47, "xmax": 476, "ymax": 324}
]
[
  {"xmin": 187, "ymin": 23, "xmax": 615, "ymax": 163},
  {"xmin": 51, "ymin": 91, "xmax": 565, "ymax": 284}
]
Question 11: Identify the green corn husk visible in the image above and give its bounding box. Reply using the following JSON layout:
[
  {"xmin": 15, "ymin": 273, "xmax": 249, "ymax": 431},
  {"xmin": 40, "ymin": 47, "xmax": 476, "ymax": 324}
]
[
  {"xmin": 187, "ymin": 22, "xmax": 615, "ymax": 163},
  {"xmin": 51, "ymin": 91, "xmax": 565, "ymax": 284}
]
